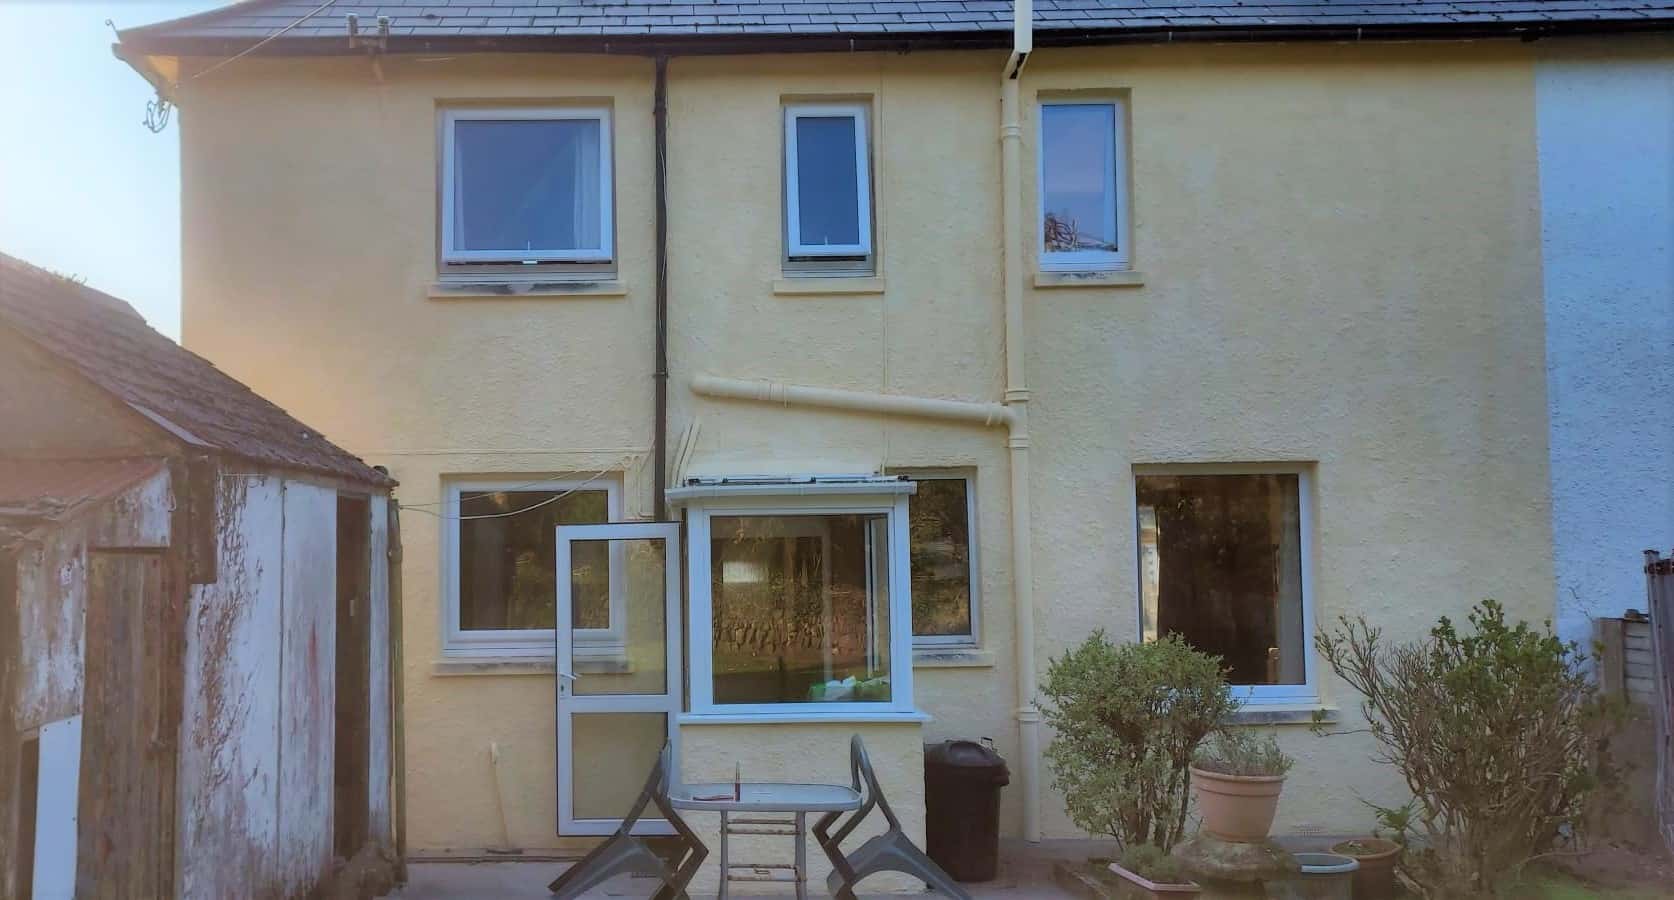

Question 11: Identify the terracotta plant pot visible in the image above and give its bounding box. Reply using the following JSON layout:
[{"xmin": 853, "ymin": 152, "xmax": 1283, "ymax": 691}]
[
  {"xmin": 1108, "ymin": 861, "xmax": 1201, "ymax": 899},
  {"xmin": 1329, "ymin": 838, "xmax": 1402, "ymax": 900},
  {"xmin": 1189, "ymin": 766, "xmax": 1285, "ymax": 842}
]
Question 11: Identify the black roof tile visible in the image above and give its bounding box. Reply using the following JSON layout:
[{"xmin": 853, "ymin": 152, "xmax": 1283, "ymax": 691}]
[{"xmin": 118, "ymin": 0, "xmax": 1674, "ymax": 45}]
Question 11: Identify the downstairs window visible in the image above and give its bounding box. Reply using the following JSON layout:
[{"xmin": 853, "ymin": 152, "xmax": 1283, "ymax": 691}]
[{"xmin": 1136, "ymin": 469, "xmax": 1314, "ymax": 703}]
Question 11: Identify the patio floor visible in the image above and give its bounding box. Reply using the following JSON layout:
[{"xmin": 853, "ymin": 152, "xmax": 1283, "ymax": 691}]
[{"xmin": 389, "ymin": 839, "xmax": 1109, "ymax": 899}]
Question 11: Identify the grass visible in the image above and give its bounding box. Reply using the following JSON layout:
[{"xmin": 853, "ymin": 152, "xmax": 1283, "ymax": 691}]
[{"xmin": 1507, "ymin": 873, "xmax": 1670, "ymax": 900}]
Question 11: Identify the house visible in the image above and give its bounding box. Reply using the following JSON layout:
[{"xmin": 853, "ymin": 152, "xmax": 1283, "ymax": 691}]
[
  {"xmin": 0, "ymin": 252, "xmax": 399, "ymax": 899},
  {"xmin": 1533, "ymin": 41, "xmax": 1674, "ymax": 651},
  {"xmin": 112, "ymin": 0, "xmax": 1674, "ymax": 893}
]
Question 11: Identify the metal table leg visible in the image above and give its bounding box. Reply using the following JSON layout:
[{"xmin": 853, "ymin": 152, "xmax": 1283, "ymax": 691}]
[
  {"xmin": 794, "ymin": 811, "xmax": 808, "ymax": 900},
  {"xmin": 718, "ymin": 810, "xmax": 729, "ymax": 900}
]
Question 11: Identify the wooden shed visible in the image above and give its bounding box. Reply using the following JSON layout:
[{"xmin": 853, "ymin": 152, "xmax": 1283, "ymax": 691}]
[{"xmin": 0, "ymin": 252, "xmax": 400, "ymax": 899}]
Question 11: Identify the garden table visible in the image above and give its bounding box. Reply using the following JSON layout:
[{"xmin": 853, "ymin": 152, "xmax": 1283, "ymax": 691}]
[{"xmin": 669, "ymin": 781, "xmax": 862, "ymax": 900}]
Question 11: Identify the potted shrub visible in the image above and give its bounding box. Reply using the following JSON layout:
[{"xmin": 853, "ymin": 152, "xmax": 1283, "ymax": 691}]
[
  {"xmin": 1189, "ymin": 730, "xmax": 1294, "ymax": 842},
  {"xmin": 1327, "ymin": 837, "xmax": 1401, "ymax": 900},
  {"xmin": 1108, "ymin": 844, "xmax": 1201, "ymax": 898},
  {"xmin": 1314, "ymin": 600, "xmax": 1626, "ymax": 897},
  {"xmin": 1041, "ymin": 632, "xmax": 1238, "ymax": 874}
]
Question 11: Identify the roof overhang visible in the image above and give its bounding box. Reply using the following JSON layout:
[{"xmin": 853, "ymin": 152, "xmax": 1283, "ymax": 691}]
[{"xmin": 114, "ymin": 18, "xmax": 1674, "ymax": 68}]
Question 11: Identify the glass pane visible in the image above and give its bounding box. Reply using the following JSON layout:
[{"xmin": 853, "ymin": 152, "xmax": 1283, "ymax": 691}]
[
  {"xmin": 1136, "ymin": 474, "xmax": 1305, "ymax": 686},
  {"xmin": 572, "ymin": 537, "xmax": 668, "ymax": 695},
  {"xmin": 908, "ymin": 479, "xmax": 973, "ymax": 637},
  {"xmin": 793, "ymin": 115, "xmax": 862, "ymax": 248},
  {"xmin": 570, "ymin": 712, "xmax": 667, "ymax": 820},
  {"xmin": 453, "ymin": 118, "xmax": 604, "ymax": 254},
  {"xmin": 457, "ymin": 489, "xmax": 609, "ymax": 631},
  {"xmin": 1041, "ymin": 104, "xmax": 1118, "ymax": 254},
  {"xmin": 711, "ymin": 514, "xmax": 891, "ymax": 704}
]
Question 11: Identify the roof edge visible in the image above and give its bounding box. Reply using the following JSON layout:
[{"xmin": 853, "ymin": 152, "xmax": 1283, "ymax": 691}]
[{"xmin": 116, "ymin": 17, "xmax": 1674, "ymax": 60}]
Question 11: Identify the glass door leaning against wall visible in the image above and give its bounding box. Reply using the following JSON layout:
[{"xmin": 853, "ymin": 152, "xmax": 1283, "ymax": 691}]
[{"xmin": 555, "ymin": 522, "xmax": 682, "ymax": 835}]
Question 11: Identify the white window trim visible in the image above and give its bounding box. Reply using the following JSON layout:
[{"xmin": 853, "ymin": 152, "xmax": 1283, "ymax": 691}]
[
  {"xmin": 892, "ymin": 470, "xmax": 981, "ymax": 648},
  {"xmin": 684, "ymin": 493, "xmax": 917, "ymax": 719},
  {"xmin": 1037, "ymin": 98, "xmax": 1130, "ymax": 273},
  {"xmin": 441, "ymin": 477, "xmax": 623, "ymax": 658},
  {"xmin": 784, "ymin": 103, "xmax": 873, "ymax": 259},
  {"xmin": 440, "ymin": 107, "xmax": 615, "ymax": 265},
  {"xmin": 1132, "ymin": 464, "xmax": 1317, "ymax": 705}
]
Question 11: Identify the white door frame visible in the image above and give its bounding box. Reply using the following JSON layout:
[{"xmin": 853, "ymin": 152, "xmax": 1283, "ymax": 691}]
[{"xmin": 555, "ymin": 522, "xmax": 682, "ymax": 836}]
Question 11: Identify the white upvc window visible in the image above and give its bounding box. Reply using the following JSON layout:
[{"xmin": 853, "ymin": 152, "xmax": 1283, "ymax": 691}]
[
  {"xmin": 1038, "ymin": 99, "xmax": 1130, "ymax": 272},
  {"xmin": 784, "ymin": 103, "xmax": 874, "ymax": 259},
  {"xmin": 893, "ymin": 471, "xmax": 980, "ymax": 647},
  {"xmin": 1134, "ymin": 465, "xmax": 1316, "ymax": 705},
  {"xmin": 677, "ymin": 482, "xmax": 917, "ymax": 720},
  {"xmin": 441, "ymin": 107, "xmax": 615, "ymax": 265},
  {"xmin": 441, "ymin": 478, "xmax": 622, "ymax": 657}
]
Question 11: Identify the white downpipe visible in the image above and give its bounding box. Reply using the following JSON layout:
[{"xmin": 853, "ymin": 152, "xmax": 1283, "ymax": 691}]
[
  {"xmin": 690, "ymin": 374, "xmax": 1014, "ymax": 427},
  {"xmin": 1001, "ymin": 0, "xmax": 1041, "ymax": 841}
]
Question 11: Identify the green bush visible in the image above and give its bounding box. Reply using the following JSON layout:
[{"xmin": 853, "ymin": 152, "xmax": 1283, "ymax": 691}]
[
  {"xmin": 1192, "ymin": 729, "xmax": 1294, "ymax": 778},
  {"xmin": 1315, "ymin": 600, "xmax": 1625, "ymax": 899},
  {"xmin": 1115, "ymin": 843, "xmax": 1191, "ymax": 885},
  {"xmin": 1041, "ymin": 631, "xmax": 1239, "ymax": 853}
]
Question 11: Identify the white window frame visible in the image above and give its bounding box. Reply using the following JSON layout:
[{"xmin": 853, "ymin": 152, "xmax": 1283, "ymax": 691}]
[
  {"xmin": 441, "ymin": 477, "xmax": 623, "ymax": 658},
  {"xmin": 440, "ymin": 107, "xmax": 615, "ymax": 265},
  {"xmin": 1037, "ymin": 98, "xmax": 1130, "ymax": 272},
  {"xmin": 683, "ymin": 492, "xmax": 917, "ymax": 719},
  {"xmin": 1132, "ymin": 464, "xmax": 1317, "ymax": 705},
  {"xmin": 784, "ymin": 103, "xmax": 874, "ymax": 259},
  {"xmin": 893, "ymin": 470, "xmax": 981, "ymax": 648}
]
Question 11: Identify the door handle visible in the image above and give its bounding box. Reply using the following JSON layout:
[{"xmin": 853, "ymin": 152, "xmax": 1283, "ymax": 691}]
[{"xmin": 558, "ymin": 670, "xmax": 579, "ymax": 681}]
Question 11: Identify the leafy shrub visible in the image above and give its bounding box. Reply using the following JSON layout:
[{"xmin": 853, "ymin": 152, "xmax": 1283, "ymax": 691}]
[
  {"xmin": 1314, "ymin": 600, "xmax": 1624, "ymax": 898},
  {"xmin": 1192, "ymin": 729, "xmax": 1294, "ymax": 778},
  {"xmin": 1115, "ymin": 843, "xmax": 1191, "ymax": 885},
  {"xmin": 1041, "ymin": 632, "xmax": 1239, "ymax": 853}
]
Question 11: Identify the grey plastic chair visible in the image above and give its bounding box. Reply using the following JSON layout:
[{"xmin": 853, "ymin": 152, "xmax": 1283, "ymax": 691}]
[
  {"xmin": 813, "ymin": 735, "xmax": 973, "ymax": 900},
  {"xmin": 547, "ymin": 743, "xmax": 708, "ymax": 899}
]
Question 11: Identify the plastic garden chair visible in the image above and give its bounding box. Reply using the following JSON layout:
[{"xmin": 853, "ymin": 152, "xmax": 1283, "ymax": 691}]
[
  {"xmin": 547, "ymin": 743, "xmax": 708, "ymax": 899},
  {"xmin": 812, "ymin": 735, "xmax": 973, "ymax": 900}
]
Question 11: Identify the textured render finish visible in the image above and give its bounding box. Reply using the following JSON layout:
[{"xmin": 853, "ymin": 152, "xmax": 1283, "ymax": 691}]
[
  {"xmin": 679, "ymin": 721, "xmax": 924, "ymax": 894},
  {"xmin": 1536, "ymin": 36, "xmax": 1674, "ymax": 649},
  {"xmin": 174, "ymin": 40, "xmax": 1553, "ymax": 854}
]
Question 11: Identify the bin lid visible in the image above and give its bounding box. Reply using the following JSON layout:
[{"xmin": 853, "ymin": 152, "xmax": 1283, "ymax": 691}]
[{"xmin": 924, "ymin": 740, "xmax": 1010, "ymax": 782}]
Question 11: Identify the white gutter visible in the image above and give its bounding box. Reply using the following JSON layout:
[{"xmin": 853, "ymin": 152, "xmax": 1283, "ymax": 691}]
[
  {"xmin": 1001, "ymin": 0, "xmax": 1042, "ymax": 844},
  {"xmin": 690, "ymin": 374, "xmax": 1013, "ymax": 427}
]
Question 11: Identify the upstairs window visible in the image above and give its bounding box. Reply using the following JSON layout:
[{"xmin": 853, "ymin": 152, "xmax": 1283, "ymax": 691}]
[
  {"xmin": 784, "ymin": 103, "xmax": 873, "ymax": 261},
  {"xmin": 441, "ymin": 108, "xmax": 614, "ymax": 265},
  {"xmin": 1039, "ymin": 100, "xmax": 1129, "ymax": 272}
]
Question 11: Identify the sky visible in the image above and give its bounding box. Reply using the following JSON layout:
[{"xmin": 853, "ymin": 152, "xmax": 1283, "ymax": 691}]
[{"xmin": 0, "ymin": 0, "xmax": 226, "ymax": 339}]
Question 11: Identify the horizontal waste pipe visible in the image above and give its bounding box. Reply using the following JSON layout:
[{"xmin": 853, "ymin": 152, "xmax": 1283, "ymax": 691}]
[{"xmin": 691, "ymin": 374, "xmax": 1015, "ymax": 429}]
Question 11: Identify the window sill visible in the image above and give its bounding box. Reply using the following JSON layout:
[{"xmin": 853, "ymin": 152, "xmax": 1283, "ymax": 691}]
[
  {"xmin": 1034, "ymin": 270, "xmax": 1145, "ymax": 289},
  {"xmin": 432, "ymin": 657, "xmax": 555, "ymax": 677},
  {"xmin": 679, "ymin": 710, "xmax": 931, "ymax": 725},
  {"xmin": 912, "ymin": 647, "xmax": 995, "ymax": 668},
  {"xmin": 1226, "ymin": 704, "xmax": 1338, "ymax": 726},
  {"xmin": 428, "ymin": 279, "xmax": 628, "ymax": 300},
  {"xmin": 772, "ymin": 276, "xmax": 886, "ymax": 296}
]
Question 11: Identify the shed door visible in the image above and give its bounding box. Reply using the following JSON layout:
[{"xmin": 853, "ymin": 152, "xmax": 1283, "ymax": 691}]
[{"xmin": 555, "ymin": 522, "xmax": 681, "ymax": 836}]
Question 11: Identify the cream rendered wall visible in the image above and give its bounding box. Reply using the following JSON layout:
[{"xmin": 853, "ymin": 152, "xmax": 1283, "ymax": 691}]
[{"xmin": 174, "ymin": 39, "xmax": 1552, "ymax": 853}]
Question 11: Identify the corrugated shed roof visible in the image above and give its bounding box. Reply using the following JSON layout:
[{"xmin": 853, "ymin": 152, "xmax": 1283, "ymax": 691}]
[
  {"xmin": 0, "ymin": 458, "xmax": 168, "ymax": 520},
  {"xmin": 0, "ymin": 253, "xmax": 390, "ymax": 486},
  {"xmin": 118, "ymin": 0, "xmax": 1674, "ymax": 44}
]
